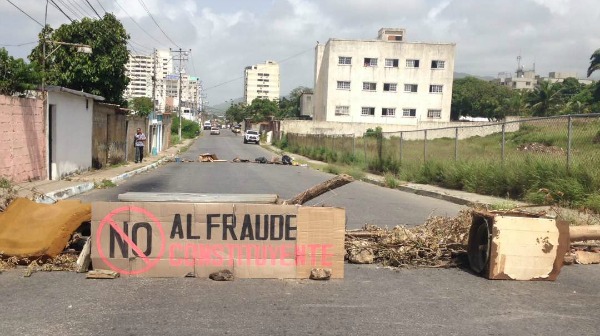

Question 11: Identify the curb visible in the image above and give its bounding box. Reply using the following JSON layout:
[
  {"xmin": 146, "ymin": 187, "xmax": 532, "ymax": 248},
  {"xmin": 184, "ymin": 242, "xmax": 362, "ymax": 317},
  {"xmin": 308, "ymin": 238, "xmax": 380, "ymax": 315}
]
[{"xmin": 37, "ymin": 182, "xmax": 95, "ymax": 204}]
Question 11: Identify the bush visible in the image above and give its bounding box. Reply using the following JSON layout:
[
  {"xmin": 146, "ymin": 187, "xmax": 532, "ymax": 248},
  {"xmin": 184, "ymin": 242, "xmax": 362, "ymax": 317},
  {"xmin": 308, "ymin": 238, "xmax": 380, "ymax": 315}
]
[{"xmin": 171, "ymin": 118, "xmax": 200, "ymax": 139}]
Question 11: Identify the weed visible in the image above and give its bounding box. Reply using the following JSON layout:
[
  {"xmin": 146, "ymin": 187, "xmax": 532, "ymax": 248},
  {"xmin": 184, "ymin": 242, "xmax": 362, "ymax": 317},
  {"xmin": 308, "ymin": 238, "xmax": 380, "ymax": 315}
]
[
  {"xmin": 384, "ymin": 173, "xmax": 400, "ymax": 188},
  {"xmin": 324, "ymin": 165, "xmax": 341, "ymax": 175},
  {"xmin": 95, "ymin": 179, "xmax": 116, "ymax": 189}
]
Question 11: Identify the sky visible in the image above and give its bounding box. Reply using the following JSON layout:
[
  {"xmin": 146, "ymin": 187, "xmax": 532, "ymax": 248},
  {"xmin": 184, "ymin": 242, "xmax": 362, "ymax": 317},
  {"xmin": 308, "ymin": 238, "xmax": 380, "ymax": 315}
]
[{"xmin": 1, "ymin": 0, "xmax": 600, "ymax": 108}]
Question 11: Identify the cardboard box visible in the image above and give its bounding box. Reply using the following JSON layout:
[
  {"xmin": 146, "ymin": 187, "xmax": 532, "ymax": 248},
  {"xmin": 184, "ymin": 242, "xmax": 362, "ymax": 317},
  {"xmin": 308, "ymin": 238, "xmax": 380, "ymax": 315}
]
[
  {"xmin": 468, "ymin": 211, "xmax": 569, "ymax": 280},
  {"xmin": 91, "ymin": 202, "xmax": 345, "ymax": 278}
]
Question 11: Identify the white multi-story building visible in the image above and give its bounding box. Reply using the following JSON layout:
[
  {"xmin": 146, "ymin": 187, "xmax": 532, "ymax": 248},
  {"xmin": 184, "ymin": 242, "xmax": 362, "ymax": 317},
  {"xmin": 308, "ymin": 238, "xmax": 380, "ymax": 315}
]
[
  {"xmin": 313, "ymin": 28, "xmax": 455, "ymax": 124},
  {"xmin": 124, "ymin": 53, "xmax": 153, "ymax": 99},
  {"xmin": 244, "ymin": 60, "xmax": 280, "ymax": 104},
  {"xmin": 124, "ymin": 49, "xmax": 202, "ymax": 114}
]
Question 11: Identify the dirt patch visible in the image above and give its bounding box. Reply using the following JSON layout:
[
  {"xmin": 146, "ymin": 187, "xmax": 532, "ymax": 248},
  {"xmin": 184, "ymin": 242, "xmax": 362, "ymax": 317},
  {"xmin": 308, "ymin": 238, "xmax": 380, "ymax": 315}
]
[{"xmin": 517, "ymin": 142, "xmax": 565, "ymax": 154}]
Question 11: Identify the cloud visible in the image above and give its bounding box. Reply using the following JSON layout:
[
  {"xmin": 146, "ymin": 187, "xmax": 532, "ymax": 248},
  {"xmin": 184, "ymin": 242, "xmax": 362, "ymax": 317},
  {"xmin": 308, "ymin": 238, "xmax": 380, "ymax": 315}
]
[{"xmin": 1, "ymin": 0, "xmax": 600, "ymax": 105}]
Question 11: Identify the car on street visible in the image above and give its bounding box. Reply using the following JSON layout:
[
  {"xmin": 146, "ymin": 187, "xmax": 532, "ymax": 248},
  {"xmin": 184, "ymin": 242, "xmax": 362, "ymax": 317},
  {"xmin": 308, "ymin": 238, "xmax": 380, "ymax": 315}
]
[
  {"xmin": 203, "ymin": 121, "xmax": 212, "ymax": 130},
  {"xmin": 232, "ymin": 125, "xmax": 241, "ymax": 134},
  {"xmin": 243, "ymin": 129, "xmax": 260, "ymax": 144},
  {"xmin": 210, "ymin": 127, "xmax": 220, "ymax": 135}
]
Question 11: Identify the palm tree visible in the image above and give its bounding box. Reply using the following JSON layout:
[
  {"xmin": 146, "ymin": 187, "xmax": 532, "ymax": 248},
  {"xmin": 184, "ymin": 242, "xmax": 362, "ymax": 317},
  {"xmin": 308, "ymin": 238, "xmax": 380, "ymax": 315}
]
[
  {"xmin": 587, "ymin": 49, "xmax": 600, "ymax": 77},
  {"xmin": 526, "ymin": 81, "xmax": 561, "ymax": 116}
]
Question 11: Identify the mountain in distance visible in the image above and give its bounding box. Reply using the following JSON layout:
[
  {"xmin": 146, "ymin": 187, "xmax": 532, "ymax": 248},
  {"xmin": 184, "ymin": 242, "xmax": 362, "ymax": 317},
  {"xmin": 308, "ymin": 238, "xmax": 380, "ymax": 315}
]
[
  {"xmin": 454, "ymin": 72, "xmax": 495, "ymax": 81},
  {"xmin": 204, "ymin": 97, "xmax": 244, "ymax": 116}
]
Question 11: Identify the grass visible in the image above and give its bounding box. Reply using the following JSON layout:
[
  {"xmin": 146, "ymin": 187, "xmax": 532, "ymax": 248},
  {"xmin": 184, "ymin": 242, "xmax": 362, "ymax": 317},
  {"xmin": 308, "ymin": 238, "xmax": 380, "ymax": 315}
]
[{"xmin": 277, "ymin": 117, "xmax": 600, "ymax": 213}]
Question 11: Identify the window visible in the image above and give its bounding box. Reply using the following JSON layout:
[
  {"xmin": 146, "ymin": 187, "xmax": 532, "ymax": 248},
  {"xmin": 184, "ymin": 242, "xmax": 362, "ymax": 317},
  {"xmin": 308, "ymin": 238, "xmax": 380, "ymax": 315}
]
[
  {"xmin": 335, "ymin": 106, "xmax": 350, "ymax": 116},
  {"xmin": 361, "ymin": 107, "xmax": 375, "ymax": 116},
  {"xmin": 364, "ymin": 58, "xmax": 378, "ymax": 67},
  {"xmin": 404, "ymin": 84, "xmax": 418, "ymax": 93},
  {"xmin": 429, "ymin": 85, "xmax": 443, "ymax": 93},
  {"xmin": 337, "ymin": 81, "xmax": 351, "ymax": 90},
  {"xmin": 338, "ymin": 56, "xmax": 352, "ymax": 65},
  {"xmin": 402, "ymin": 108, "xmax": 416, "ymax": 117},
  {"xmin": 427, "ymin": 109, "xmax": 442, "ymax": 119},
  {"xmin": 382, "ymin": 108, "xmax": 396, "ymax": 117},
  {"xmin": 363, "ymin": 82, "xmax": 377, "ymax": 91},
  {"xmin": 431, "ymin": 60, "xmax": 445, "ymax": 69},
  {"xmin": 383, "ymin": 83, "xmax": 397, "ymax": 92},
  {"xmin": 385, "ymin": 59, "xmax": 399, "ymax": 67},
  {"xmin": 406, "ymin": 59, "xmax": 420, "ymax": 68}
]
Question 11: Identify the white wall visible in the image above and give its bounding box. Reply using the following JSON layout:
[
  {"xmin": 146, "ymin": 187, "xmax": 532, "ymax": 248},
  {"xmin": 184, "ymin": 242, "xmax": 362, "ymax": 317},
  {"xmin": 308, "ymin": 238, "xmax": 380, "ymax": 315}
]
[
  {"xmin": 281, "ymin": 117, "xmax": 521, "ymax": 140},
  {"xmin": 47, "ymin": 92, "xmax": 93, "ymax": 180}
]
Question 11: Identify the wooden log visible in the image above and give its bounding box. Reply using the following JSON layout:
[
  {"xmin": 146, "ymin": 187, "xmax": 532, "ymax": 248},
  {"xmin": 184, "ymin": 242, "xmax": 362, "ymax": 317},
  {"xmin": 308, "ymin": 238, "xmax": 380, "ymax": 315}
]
[
  {"xmin": 76, "ymin": 238, "xmax": 91, "ymax": 273},
  {"xmin": 569, "ymin": 225, "xmax": 600, "ymax": 242},
  {"xmin": 284, "ymin": 174, "xmax": 354, "ymax": 205},
  {"xmin": 118, "ymin": 192, "xmax": 279, "ymax": 204}
]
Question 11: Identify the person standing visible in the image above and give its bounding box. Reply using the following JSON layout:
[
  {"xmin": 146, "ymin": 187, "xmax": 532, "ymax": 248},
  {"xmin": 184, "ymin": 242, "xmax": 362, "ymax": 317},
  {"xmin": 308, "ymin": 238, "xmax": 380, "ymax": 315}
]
[{"xmin": 134, "ymin": 128, "xmax": 146, "ymax": 163}]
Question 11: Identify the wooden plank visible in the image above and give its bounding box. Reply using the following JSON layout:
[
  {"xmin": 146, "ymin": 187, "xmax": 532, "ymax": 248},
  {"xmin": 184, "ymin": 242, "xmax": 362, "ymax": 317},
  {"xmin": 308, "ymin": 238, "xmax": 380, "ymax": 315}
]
[
  {"xmin": 569, "ymin": 225, "xmax": 600, "ymax": 242},
  {"xmin": 86, "ymin": 269, "xmax": 119, "ymax": 279},
  {"xmin": 118, "ymin": 192, "xmax": 279, "ymax": 204},
  {"xmin": 76, "ymin": 237, "xmax": 91, "ymax": 273}
]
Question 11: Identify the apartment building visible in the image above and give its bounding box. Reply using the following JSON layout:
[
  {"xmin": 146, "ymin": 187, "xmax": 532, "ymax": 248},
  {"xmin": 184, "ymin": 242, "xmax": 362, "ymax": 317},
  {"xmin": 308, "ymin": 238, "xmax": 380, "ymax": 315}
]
[
  {"xmin": 313, "ymin": 28, "xmax": 455, "ymax": 124},
  {"xmin": 124, "ymin": 53, "xmax": 153, "ymax": 99},
  {"xmin": 244, "ymin": 60, "xmax": 280, "ymax": 104}
]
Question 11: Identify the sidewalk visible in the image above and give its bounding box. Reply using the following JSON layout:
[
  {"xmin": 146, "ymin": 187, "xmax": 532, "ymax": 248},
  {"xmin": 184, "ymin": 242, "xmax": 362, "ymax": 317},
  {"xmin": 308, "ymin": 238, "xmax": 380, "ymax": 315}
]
[{"xmin": 13, "ymin": 139, "xmax": 194, "ymax": 203}]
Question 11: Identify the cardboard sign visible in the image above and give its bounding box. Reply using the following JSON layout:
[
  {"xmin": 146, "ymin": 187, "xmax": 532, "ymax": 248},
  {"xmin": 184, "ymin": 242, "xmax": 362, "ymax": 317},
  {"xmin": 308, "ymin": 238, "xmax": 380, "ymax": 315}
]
[{"xmin": 91, "ymin": 202, "xmax": 345, "ymax": 278}]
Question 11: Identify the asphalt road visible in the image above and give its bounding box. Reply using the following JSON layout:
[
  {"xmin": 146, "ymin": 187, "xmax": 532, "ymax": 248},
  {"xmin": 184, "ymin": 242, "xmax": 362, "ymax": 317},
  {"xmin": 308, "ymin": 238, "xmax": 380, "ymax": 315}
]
[
  {"xmin": 74, "ymin": 130, "xmax": 464, "ymax": 229},
  {"xmin": 2, "ymin": 131, "xmax": 600, "ymax": 335}
]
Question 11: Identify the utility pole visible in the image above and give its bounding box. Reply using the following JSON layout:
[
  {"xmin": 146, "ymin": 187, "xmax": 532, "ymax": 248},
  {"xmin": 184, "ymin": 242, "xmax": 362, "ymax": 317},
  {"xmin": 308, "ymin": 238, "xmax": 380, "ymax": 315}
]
[{"xmin": 170, "ymin": 48, "xmax": 191, "ymax": 139}]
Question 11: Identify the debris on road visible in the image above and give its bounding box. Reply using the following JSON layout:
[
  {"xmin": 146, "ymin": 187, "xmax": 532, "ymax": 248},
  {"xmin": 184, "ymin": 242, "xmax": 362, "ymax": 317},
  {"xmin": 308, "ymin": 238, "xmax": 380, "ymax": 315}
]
[
  {"xmin": 199, "ymin": 153, "xmax": 227, "ymax": 162},
  {"xmin": 574, "ymin": 250, "xmax": 600, "ymax": 264},
  {"xmin": 209, "ymin": 269, "xmax": 234, "ymax": 281},
  {"xmin": 87, "ymin": 269, "xmax": 119, "ymax": 279},
  {"xmin": 0, "ymin": 198, "xmax": 91, "ymax": 259},
  {"xmin": 345, "ymin": 210, "xmax": 472, "ymax": 268},
  {"xmin": 232, "ymin": 157, "xmax": 250, "ymax": 163},
  {"xmin": 309, "ymin": 268, "xmax": 332, "ymax": 280}
]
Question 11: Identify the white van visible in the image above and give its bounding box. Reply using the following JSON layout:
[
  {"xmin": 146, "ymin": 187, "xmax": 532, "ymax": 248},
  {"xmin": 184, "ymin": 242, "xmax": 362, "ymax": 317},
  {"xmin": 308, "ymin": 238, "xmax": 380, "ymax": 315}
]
[{"xmin": 203, "ymin": 121, "xmax": 212, "ymax": 130}]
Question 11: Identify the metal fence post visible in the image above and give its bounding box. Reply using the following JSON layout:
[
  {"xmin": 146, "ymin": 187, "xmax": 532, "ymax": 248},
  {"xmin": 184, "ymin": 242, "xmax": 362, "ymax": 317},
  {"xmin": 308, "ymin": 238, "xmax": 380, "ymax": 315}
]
[
  {"xmin": 501, "ymin": 123, "xmax": 506, "ymax": 163},
  {"xmin": 364, "ymin": 136, "xmax": 367, "ymax": 163},
  {"xmin": 399, "ymin": 132, "xmax": 403, "ymax": 164},
  {"xmin": 352, "ymin": 134, "xmax": 356, "ymax": 157},
  {"xmin": 454, "ymin": 127, "xmax": 458, "ymax": 161},
  {"xmin": 423, "ymin": 130, "xmax": 428, "ymax": 162},
  {"xmin": 567, "ymin": 115, "xmax": 573, "ymax": 172}
]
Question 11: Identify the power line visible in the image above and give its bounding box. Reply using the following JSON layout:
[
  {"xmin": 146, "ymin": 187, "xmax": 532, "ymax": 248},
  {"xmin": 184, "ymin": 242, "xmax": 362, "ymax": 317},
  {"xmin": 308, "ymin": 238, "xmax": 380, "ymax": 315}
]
[
  {"xmin": 95, "ymin": 0, "xmax": 106, "ymax": 14},
  {"xmin": 0, "ymin": 41, "xmax": 38, "ymax": 47},
  {"xmin": 114, "ymin": 0, "xmax": 163, "ymax": 46},
  {"xmin": 5, "ymin": 0, "xmax": 44, "ymax": 27},
  {"xmin": 56, "ymin": 0, "xmax": 84, "ymax": 20},
  {"xmin": 137, "ymin": 0, "xmax": 180, "ymax": 48},
  {"xmin": 203, "ymin": 46, "xmax": 314, "ymax": 91},
  {"xmin": 66, "ymin": 0, "xmax": 93, "ymax": 18},
  {"xmin": 49, "ymin": 0, "xmax": 74, "ymax": 22},
  {"xmin": 84, "ymin": 0, "xmax": 102, "ymax": 19}
]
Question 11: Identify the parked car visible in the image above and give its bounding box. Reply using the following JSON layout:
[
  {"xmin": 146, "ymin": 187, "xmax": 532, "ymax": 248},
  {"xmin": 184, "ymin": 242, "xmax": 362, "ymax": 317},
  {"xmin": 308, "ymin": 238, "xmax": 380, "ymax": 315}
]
[
  {"xmin": 243, "ymin": 130, "xmax": 260, "ymax": 144},
  {"xmin": 210, "ymin": 127, "xmax": 220, "ymax": 135}
]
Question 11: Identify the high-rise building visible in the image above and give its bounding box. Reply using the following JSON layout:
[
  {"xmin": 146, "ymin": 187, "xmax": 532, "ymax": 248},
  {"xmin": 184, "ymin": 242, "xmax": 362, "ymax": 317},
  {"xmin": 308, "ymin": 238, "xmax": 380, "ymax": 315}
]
[
  {"xmin": 244, "ymin": 60, "xmax": 280, "ymax": 105},
  {"xmin": 313, "ymin": 28, "xmax": 455, "ymax": 124},
  {"xmin": 124, "ymin": 49, "xmax": 201, "ymax": 115}
]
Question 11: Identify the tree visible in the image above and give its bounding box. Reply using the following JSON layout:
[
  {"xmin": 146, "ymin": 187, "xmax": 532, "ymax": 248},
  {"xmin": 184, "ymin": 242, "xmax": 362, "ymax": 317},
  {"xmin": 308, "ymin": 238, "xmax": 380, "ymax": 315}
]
[
  {"xmin": 0, "ymin": 48, "xmax": 39, "ymax": 95},
  {"xmin": 29, "ymin": 14, "xmax": 130, "ymax": 105},
  {"xmin": 587, "ymin": 48, "xmax": 600, "ymax": 77},
  {"xmin": 451, "ymin": 77, "xmax": 522, "ymax": 120},
  {"xmin": 526, "ymin": 80, "xmax": 561, "ymax": 116},
  {"xmin": 225, "ymin": 102, "xmax": 247, "ymax": 123},
  {"xmin": 278, "ymin": 86, "xmax": 312, "ymax": 118},
  {"xmin": 129, "ymin": 97, "xmax": 153, "ymax": 117},
  {"xmin": 246, "ymin": 98, "xmax": 279, "ymax": 122}
]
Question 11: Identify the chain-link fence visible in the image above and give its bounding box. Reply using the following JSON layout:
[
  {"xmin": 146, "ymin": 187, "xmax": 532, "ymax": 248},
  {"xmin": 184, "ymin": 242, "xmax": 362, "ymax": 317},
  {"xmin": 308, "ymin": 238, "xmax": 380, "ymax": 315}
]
[{"xmin": 284, "ymin": 114, "xmax": 600, "ymax": 171}]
